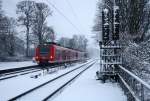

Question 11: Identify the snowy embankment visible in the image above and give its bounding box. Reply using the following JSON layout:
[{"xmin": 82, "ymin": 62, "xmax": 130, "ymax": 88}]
[
  {"xmin": 0, "ymin": 61, "xmax": 37, "ymax": 70},
  {"xmin": 53, "ymin": 61, "xmax": 127, "ymax": 101}
]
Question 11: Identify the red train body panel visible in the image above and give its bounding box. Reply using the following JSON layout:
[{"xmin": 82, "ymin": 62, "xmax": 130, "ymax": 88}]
[{"xmin": 34, "ymin": 43, "xmax": 85, "ymax": 65}]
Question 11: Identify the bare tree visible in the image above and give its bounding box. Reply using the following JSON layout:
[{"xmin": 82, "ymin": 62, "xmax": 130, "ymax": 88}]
[
  {"xmin": 77, "ymin": 35, "xmax": 88, "ymax": 51},
  {"xmin": 69, "ymin": 35, "xmax": 79, "ymax": 49},
  {"xmin": 92, "ymin": 1, "xmax": 103, "ymax": 43},
  {"xmin": 0, "ymin": 16, "xmax": 10, "ymax": 56},
  {"xmin": 58, "ymin": 35, "xmax": 88, "ymax": 52},
  {"xmin": 7, "ymin": 18, "xmax": 18, "ymax": 56},
  {"xmin": 16, "ymin": 0, "xmax": 36, "ymax": 57},
  {"xmin": 32, "ymin": 2, "xmax": 52, "ymax": 44},
  {"xmin": 58, "ymin": 37, "xmax": 70, "ymax": 47},
  {"xmin": 114, "ymin": 0, "xmax": 150, "ymax": 42},
  {"xmin": 93, "ymin": 0, "xmax": 150, "ymax": 42},
  {"xmin": 0, "ymin": 16, "xmax": 24, "ymax": 57},
  {"xmin": 42, "ymin": 25, "xmax": 55, "ymax": 42}
]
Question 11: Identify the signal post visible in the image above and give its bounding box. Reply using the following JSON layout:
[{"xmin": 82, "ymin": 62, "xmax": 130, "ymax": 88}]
[{"xmin": 97, "ymin": 1, "xmax": 122, "ymax": 83}]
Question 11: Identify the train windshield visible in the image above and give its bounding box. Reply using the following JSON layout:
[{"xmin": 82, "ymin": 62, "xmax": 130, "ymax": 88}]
[{"xmin": 39, "ymin": 45, "xmax": 50, "ymax": 55}]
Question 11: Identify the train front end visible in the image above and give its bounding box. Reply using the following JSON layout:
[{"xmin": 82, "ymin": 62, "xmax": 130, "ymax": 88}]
[{"xmin": 34, "ymin": 44, "xmax": 55, "ymax": 65}]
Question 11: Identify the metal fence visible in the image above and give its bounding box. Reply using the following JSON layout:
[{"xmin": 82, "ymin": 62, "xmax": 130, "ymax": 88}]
[{"xmin": 117, "ymin": 65, "xmax": 150, "ymax": 101}]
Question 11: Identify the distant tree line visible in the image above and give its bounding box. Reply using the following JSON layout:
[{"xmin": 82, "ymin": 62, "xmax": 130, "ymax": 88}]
[
  {"xmin": 0, "ymin": 0, "xmax": 56, "ymax": 59},
  {"xmin": 58, "ymin": 35, "xmax": 88, "ymax": 52},
  {"xmin": 93, "ymin": 0, "xmax": 150, "ymax": 79},
  {"xmin": 0, "ymin": 0, "xmax": 24, "ymax": 57}
]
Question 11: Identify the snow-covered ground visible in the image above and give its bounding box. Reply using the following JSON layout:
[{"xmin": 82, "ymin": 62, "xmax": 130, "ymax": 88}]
[
  {"xmin": 0, "ymin": 60, "xmax": 92, "ymax": 101},
  {"xmin": 53, "ymin": 61, "xmax": 127, "ymax": 101},
  {"xmin": 0, "ymin": 61, "xmax": 37, "ymax": 70},
  {"xmin": 0, "ymin": 60, "xmax": 127, "ymax": 101},
  {"xmin": 18, "ymin": 61, "xmax": 95, "ymax": 101}
]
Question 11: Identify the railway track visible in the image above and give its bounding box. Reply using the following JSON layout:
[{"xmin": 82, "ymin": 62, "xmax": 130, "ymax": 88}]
[
  {"xmin": 0, "ymin": 61, "xmax": 87, "ymax": 81},
  {"xmin": 0, "ymin": 65, "xmax": 38, "ymax": 75},
  {"xmin": 0, "ymin": 63, "xmax": 71, "ymax": 81},
  {"xmin": 0, "ymin": 65, "xmax": 40, "ymax": 78},
  {"xmin": 0, "ymin": 67, "xmax": 42, "ymax": 81},
  {"xmin": 8, "ymin": 60, "xmax": 96, "ymax": 101},
  {"xmin": 0, "ymin": 64, "xmax": 48, "ymax": 81},
  {"xmin": 43, "ymin": 61, "xmax": 96, "ymax": 101}
]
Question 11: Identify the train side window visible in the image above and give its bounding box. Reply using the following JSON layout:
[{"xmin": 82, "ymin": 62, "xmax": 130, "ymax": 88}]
[
  {"xmin": 56, "ymin": 49, "xmax": 61, "ymax": 60},
  {"xmin": 55, "ymin": 50, "xmax": 58, "ymax": 60},
  {"xmin": 76, "ymin": 52, "xmax": 78, "ymax": 58},
  {"xmin": 62, "ymin": 50, "xmax": 66, "ymax": 60},
  {"xmin": 59, "ymin": 50, "xmax": 61, "ymax": 60}
]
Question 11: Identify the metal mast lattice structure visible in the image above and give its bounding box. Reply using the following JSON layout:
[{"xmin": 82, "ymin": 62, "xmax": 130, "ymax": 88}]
[{"xmin": 97, "ymin": 0, "xmax": 122, "ymax": 82}]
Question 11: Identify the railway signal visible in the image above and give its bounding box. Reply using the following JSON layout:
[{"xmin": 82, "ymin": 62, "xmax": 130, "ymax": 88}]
[{"xmin": 112, "ymin": 6, "xmax": 119, "ymax": 40}]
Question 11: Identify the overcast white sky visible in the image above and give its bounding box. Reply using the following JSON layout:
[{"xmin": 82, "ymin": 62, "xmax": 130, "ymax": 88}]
[{"xmin": 2, "ymin": 0, "xmax": 98, "ymax": 47}]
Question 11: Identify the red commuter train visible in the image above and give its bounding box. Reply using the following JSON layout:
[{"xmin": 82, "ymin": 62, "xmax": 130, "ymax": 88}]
[{"xmin": 34, "ymin": 42, "xmax": 86, "ymax": 65}]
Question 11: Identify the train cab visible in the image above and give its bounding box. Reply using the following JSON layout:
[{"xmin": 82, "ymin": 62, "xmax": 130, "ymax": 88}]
[{"xmin": 35, "ymin": 44, "xmax": 54, "ymax": 64}]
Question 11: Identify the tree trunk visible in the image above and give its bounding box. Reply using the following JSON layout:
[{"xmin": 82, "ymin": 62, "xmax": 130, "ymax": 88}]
[
  {"xmin": 38, "ymin": 26, "xmax": 42, "ymax": 44},
  {"xmin": 26, "ymin": 26, "xmax": 29, "ymax": 57}
]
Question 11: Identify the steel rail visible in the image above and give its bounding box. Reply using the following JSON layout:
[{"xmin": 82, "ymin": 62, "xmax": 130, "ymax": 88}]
[
  {"xmin": 43, "ymin": 62, "xmax": 95, "ymax": 101},
  {"xmin": 0, "ymin": 69, "xmax": 41, "ymax": 81},
  {"xmin": 0, "ymin": 61, "xmax": 89, "ymax": 81},
  {"xmin": 0, "ymin": 64, "xmax": 64, "ymax": 81},
  {"xmin": 0, "ymin": 65, "xmax": 39, "ymax": 75},
  {"xmin": 8, "ymin": 60, "xmax": 95, "ymax": 101}
]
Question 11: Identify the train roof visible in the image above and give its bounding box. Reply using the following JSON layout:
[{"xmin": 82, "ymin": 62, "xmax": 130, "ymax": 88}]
[{"xmin": 39, "ymin": 42, "xmax": 85, "ymax": 52}]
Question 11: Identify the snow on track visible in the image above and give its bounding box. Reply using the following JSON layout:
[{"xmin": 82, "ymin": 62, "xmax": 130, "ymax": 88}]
[
  {"xmin": 0, "ymin": 60, "xmax": 92, "ymax": 101},
  {"xmin": 52, "ymin": 61, "xmax": 127, "ymax": 101},
  {"xmin": 0, "ymin": 61, "xmax": 37, "ymax": 70},
  {"xmin": 16, "ymin": 61, "xmax": 95, "ymax": 101}
]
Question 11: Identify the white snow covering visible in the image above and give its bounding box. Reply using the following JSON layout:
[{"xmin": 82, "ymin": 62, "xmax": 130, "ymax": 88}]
[
  {"xmin": 0, "ymin": 61, "xmax": 37, "ymax": 70},
  {"xmin": 0, "ymin": 60, "xmax": 92, "ymax": 101},
  {"xmin": 103, "ymin": 8, "xmax": 109, "ymax": 13},
  {"xmin": 0, "ymin": 60, "xmax": 127, "ymax": 101},
  {"xmin": 114, "ymin": 6, "xmax": 119, "ymax": 10},
  {"xmin": 19, "ymin": 62, "xmax": 94, "ymax": 101},
  {"xmin": 119, "ymin": 65, "xmax": 150, "ymax": 90},
  {"xmin": 52, "ymin": 61, "xmax": 127, "ymax": 101}
]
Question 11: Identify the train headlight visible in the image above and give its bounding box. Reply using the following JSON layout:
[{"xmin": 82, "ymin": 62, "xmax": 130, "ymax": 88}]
[
  {"xmin": 50, "ymin": 56, "xmax": 53, "ymax": 59},
  {"xmin": 35, "ymin": 56, "xmax": 39, "ymax": 59}
]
